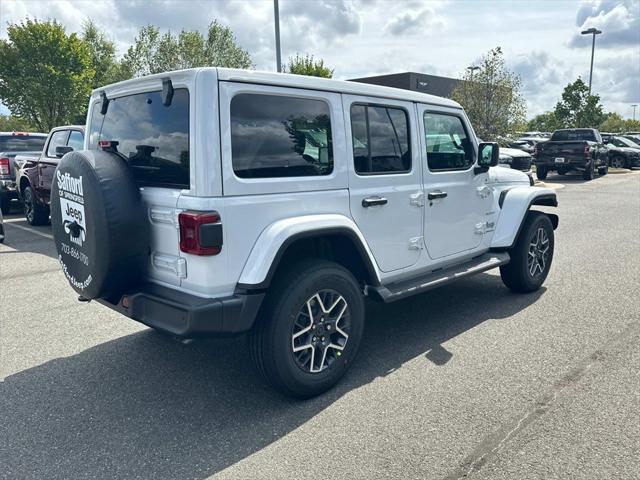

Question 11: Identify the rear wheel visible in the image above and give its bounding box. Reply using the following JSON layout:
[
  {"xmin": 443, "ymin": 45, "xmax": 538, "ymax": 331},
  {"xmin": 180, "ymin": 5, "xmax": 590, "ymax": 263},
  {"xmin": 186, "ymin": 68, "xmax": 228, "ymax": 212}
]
[
  {"xmin": 249, "ymin": 259, "xmax": 365, "ymax": 398},
  {"xmin": 22, "ymin": 185, "xmax": 49, "ymax": 226},
  {"xmin": 500, "ymin": 212, "xmax": 554, "ymax": 293},
  {"xmin": 536, "ymin": 166, "xmax": 548, "ymax": 180},
  {"xmin": 582, "ymin": 159, "xmax": 595, "ymax": 180},
  {"xmin": 610, "ymin": 155, "xmax": 626, "ymax": 169}
]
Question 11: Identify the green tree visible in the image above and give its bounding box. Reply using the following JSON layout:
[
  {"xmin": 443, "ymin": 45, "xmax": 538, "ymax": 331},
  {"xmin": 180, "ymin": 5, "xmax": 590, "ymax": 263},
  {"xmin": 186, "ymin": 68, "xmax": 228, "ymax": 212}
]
[
  {"xmin": 552, "ymin": 78, "xmax": 604, "ymax": 128},
  {"xmin": 123, "ymin": 21, "xmax": 253, "ymax": 77},
  {"xmin": 0, "ymin": 19, "xmax": 94, "ymax": 131},
  {"xmin": 451, "ymin": 47, "xmax": 526, "ymax": 140},
  {"xmin": 0, "ymin": 114, "xmax": 35, "ymax": 131},
  {"xmin": 285, "ymin": 54, "xmax": 333, "ymax": 78},
  {"xmin": 81, "ymin": 20, "xmax": 131, "ymax": 89},
  {"xmin": 527, "ymin": 111, "xmax": 561, "ymax": 132}
]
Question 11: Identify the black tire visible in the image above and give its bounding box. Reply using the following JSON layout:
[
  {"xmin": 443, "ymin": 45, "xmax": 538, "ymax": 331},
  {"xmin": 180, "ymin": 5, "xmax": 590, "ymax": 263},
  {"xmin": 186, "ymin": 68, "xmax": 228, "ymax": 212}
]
[
  {"xmin": 582, "ymin": 159, "xmax": 594, "ymax": 180},
  {"xmin": 248, "ymin": 259, "xmax": 365, "ymax": 398},
  {"xmin": 0, "ymin": 195, "xmax": 11, "ymax": 215},
  {"xmin": 50, "ymin": 150, "xmax": 149, "ymax": 300},
  {"xmin": 500, "ymin": 212, "xmax": 554, "ymax": 293},
  {"xmin": 598, "ymin": 164, "xmax": 608, "ymax": 176},
  {"xmin": 536, "ymin": 166, "xmax": 548, "ymax": 180},
  {"xmin": 22, "ymin": 185, "xmax": 49, "ymax": 226},
  {"xmin": 610, "ymin": 155, "xmax": 626, "ymax": 169}
]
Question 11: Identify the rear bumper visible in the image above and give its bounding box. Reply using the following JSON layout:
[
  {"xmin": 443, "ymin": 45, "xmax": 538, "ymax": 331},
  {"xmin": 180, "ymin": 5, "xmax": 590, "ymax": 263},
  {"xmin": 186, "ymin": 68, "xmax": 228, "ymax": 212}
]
[
  {"xmin": 97, "ymin": 283, "xmax": 264, "ymax": 338},
  {"xmin": 534, "ymin": 158, "xmax": 590, "ymax": 169}
]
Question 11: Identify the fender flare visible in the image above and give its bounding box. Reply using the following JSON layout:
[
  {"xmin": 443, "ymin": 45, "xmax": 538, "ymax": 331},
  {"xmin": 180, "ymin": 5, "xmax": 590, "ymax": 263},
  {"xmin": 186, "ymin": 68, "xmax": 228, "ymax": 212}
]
[
  {"xmin": 237, "ymin": 214, "xmax": 381, "ymax": 289},
  {"xmin": 491, "ymin": 187, "xmax": 558, "ymax": 249}
]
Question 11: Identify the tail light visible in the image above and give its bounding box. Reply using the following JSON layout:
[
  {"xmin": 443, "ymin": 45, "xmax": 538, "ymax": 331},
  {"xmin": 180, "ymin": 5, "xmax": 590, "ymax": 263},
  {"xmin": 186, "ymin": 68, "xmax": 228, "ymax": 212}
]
[
  {"xmin": 0, "ymin": 157, "xmax": 10, "ymax": 176},
  {"xmin": 178, "ymin": 211, "xmax": 222, "ymax": 256},
  {"xmin": 584, "ymin": 145, "xmax": 591, "ymax": 158}
]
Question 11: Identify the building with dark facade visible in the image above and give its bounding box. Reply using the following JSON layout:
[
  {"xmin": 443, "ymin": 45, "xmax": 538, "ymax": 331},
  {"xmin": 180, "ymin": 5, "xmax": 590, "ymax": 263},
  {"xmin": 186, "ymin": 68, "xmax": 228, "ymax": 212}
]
[{"xmin": 349, "ymin": 72, "xmax": 461, "ymax": 98}]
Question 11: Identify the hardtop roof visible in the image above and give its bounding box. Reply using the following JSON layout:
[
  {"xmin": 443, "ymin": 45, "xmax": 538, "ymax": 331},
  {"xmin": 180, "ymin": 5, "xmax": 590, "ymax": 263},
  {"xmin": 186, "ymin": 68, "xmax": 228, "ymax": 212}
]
[{"xmin": 92, "ymin": 67, "xmax": 462, "ymax": 109}]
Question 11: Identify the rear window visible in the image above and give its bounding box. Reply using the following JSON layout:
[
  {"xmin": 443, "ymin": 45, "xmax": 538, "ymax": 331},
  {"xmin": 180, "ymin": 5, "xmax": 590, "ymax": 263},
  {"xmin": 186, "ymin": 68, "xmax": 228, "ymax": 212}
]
[
  {"xmin": 551, "ymin": 130, "xmax": 597, "ymax": 142},
  {"xmin": 89, "ymin": 89, "xmax": 190, "ymax": 189},
  {"xmin": 0, "ymin": 136, "xmax": 46, "ymax": 152},
  {"xmin": 230, "ymin": 93, "xmax": 333, "ymax": 178}
]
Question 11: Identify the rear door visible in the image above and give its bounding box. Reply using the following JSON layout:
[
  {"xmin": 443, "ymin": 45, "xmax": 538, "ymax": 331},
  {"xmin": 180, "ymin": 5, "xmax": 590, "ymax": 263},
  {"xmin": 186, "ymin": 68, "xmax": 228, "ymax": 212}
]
[
  {"xmin": 87, "ymin": 85, "xmax": 192, "ymax": 287},
  {"xmin": 343, "ymin": 95, "xmax": 423, "ymax": 272}
]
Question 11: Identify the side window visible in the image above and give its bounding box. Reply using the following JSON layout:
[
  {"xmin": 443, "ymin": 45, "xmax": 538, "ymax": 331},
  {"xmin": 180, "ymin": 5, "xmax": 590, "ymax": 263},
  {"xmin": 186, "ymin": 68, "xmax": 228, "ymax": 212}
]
[
  {"xmin": 67, "ymin": 130, "xmax": 84, "ymax": 151},
  {"xmin": 424, "ymin": 113, "xmax": 474, "ymax": 171},
  {"xmin": 350, "ymin": 104, "xmax": 410, "ymax": 174},
  {"xmin": 46, "ymin": 130, "xmax": 69, "ymax": 157},
  {"xmin": 230, "ymin": 93, "xmax": 333, "ymax": 179}
]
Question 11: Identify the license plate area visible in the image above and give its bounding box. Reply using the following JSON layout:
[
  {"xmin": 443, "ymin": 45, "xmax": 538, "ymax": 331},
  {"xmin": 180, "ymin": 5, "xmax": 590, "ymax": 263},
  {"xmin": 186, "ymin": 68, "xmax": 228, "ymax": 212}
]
[{"xmin": 554, "ymin": 157, "xmax": 565, "ymax": 163}]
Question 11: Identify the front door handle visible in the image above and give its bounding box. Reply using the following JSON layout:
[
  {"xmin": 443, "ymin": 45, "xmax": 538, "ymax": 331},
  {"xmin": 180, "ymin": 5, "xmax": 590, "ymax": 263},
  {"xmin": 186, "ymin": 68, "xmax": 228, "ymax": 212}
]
[
  {"xmin": 428, "ymin": 191, "xmax": 448, "ymax": 200},
  {"xmin": 362, "ymin": 196, "xmax": 388, "ymax": 207}
]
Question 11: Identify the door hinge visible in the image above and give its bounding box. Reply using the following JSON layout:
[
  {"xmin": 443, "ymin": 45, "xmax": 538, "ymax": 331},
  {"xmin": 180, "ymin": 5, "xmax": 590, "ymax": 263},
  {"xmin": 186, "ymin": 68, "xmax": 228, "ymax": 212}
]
[
  {"xmin": 477, "ymin": 185, "xmax": 494, "ymax": 199},
  {"xmin": 152, "ymin": 253, "xmax": 187, "ymax": 278},
  {"xmin": 475, "ymin": 221, "xmax": 495, "ymax": 235},
  {"xmin": 410, "ymin": 192, "xmax": 425, "ymax": 207},
  {"xmin": 409, "ymin": 236, "xmax": 424, "ymax": 250}
]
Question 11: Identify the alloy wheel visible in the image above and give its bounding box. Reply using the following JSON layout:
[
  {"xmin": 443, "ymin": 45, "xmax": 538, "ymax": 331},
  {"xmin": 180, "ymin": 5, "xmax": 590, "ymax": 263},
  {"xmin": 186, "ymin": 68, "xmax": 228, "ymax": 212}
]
[
  {"xmin": 527, "ymin": 227, "xmax": 550, "ymax": 277},
  {"xmin": 291, "ymin": 289, "xmax": 350, "ymax": 373}
]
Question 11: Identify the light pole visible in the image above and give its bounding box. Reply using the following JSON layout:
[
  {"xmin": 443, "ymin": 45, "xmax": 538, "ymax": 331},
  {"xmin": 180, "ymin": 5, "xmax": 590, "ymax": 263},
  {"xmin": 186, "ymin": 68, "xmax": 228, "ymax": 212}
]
[
  {"xmin": 632, "ymin": 104, "xmax": 638, "ymax": 122},
  {"xmin": 273, "ymin": 0, "xmax": 282, "ymax": 72},
  {"xmin": 467, "ymin": 65, "xmax": 480, "ymax": 79},
  {"xmin": 581, "ymin": 27, "xmax": 602, "ymax": 95}
]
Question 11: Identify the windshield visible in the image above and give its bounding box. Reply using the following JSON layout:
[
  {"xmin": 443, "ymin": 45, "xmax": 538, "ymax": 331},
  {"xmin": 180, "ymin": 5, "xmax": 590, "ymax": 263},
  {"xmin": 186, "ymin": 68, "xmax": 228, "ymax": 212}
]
[
  {"xmin": 551, "ymin": 130, "xmax": 597, "ymax": 142},
  {"xmin": 0, "ymin": 135, "xmax": 46, "ymax": 152}
]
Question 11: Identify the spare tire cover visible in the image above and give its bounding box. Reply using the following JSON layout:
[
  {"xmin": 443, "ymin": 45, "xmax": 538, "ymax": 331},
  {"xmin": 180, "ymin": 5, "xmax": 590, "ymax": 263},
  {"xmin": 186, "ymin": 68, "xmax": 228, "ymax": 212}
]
[{"xmin": 51, "ymin": 150, "xmax": 149, "ymax": 299}]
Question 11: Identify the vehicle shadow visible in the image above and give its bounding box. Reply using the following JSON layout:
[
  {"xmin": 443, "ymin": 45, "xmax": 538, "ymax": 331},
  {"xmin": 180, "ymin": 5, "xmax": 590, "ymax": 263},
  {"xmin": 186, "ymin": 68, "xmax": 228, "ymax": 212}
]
[
  {"xmin": 0, "ymin": 273, "xmax": 545, "ymax": 479},
  {"xmin": 0, "ymin": 215, "xmax": 56, "ymax": 260}
]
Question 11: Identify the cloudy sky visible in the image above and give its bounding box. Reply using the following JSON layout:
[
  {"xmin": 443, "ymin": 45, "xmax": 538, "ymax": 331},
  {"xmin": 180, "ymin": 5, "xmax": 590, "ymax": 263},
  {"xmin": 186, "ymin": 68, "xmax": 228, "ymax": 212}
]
[{"xmin": 1, "ymin": 0, "xmax": 639, "ymax": 118}]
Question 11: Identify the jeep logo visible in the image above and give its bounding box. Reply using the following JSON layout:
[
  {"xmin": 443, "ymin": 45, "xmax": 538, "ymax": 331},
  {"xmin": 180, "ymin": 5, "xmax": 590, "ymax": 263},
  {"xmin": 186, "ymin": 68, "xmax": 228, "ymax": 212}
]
[{"xmin": 65, "ymin": 203, "xmax": 83, "ymax": 223}]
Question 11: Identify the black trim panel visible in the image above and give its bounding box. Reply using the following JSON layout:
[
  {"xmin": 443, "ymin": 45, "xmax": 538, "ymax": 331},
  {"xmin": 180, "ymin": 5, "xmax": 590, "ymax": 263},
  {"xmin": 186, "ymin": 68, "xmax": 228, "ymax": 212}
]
[{"xmin": 97, "ymin": 283, "xmax": 264, "ymax": 337}]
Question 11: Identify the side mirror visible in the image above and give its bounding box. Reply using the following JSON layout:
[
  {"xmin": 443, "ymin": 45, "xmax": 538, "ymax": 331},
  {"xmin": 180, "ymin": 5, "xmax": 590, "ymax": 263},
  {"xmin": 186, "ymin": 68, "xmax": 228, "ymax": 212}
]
[
  {"xmin": 55, "ymin": 145, "xmax": 74, "ymax": 158},
  {"xmin": 476, "ymin": 142, "xmax": 499, "ymax": 173}
]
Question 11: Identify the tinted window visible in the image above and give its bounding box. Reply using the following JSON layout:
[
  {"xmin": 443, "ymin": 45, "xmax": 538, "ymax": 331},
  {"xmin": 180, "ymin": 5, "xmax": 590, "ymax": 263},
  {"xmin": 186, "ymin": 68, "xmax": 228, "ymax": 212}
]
[
  {"xmin": 0, "ymin": 136, "xmax": 46, "ymax": 152},
  {"xmin": 550, "ymin": 130, "xmax": 597, "ymax": 142},
  {"xmin": 47, "ymin": 130, "xmax": 69, "ymax": 157},
  {"xmin": 231, "ymin": 93, "xmax": 333, "ymax": 178},
  {"xmin": 424, "ymin": 113, "xmax": 473, "ymax": 171},
  {"xmin": 89, "ymin": 88, "xmax": 190, "ymax": 188},
  {"xmin": 351, "ymin": 104, "xmax": 410, "ymax": 174},
  {"xmin": 67, "ymin": 130, "xmax": 84, "ymax": 151}
]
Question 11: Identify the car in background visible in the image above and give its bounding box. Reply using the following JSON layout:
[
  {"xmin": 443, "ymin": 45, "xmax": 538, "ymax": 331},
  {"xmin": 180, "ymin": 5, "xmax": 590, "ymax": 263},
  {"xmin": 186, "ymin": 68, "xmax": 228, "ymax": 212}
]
[
  {"xmin": 533, "ymin": 128, "xmax": 608, "ymax": 180},
  {"xmin": 605, "ymin": 136, "xmax": 640, "ymax": 169},
  {"xmin": 0, "ymin": 132, "xmax": 47, "ymax": 214},
  {"xmin": 507, "ymin": 139, "xmax": 535, "ymax": 154},
  {"xmin": 622, "ymin": 135, "xmax": 640, "ymax": 147},
  {"xmin": 480, "ymin": 138, "xmax": 534, "ymax": 183},
  {"xmin": 15, "ymin": 126, "xmax": 84, "ymax": 225},
  {"xmin": 0, "ymin": 208, "xmax": 4, "ymax": 243}
]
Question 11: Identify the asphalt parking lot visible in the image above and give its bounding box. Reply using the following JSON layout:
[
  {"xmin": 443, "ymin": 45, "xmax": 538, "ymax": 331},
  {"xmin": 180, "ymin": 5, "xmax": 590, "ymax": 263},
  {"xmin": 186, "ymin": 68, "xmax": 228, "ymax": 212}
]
[{"xmin": 1, "ymin": 171, "xmax": 639, "ymax": 480}]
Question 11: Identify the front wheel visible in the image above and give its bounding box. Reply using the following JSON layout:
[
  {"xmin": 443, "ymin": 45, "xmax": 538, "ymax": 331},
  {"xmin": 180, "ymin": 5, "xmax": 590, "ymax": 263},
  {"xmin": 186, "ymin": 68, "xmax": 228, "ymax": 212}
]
[
  {"xmin": 500, "ymin": 212, "xmax": 554, "ymax": 293},
  {"xmin": 598, "ymin": 164, "xmax": 608, "ymax": 176},
  {"xmin": 248, "ymin": 260, "xmax": 365, "ymax": 398}
]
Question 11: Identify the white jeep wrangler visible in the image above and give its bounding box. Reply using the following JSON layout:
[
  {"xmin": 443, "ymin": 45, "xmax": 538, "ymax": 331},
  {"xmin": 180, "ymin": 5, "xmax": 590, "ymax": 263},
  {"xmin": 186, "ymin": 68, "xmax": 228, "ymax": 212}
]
[{"xmin": 51, "ymin": 68, "xmax": 558, "ymax": 397}]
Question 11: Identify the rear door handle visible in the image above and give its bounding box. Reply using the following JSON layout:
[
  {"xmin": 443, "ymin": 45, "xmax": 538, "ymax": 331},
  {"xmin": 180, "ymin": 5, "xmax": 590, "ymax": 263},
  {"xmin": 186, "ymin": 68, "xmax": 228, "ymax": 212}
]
[
  {"xmin": 362, "ymin": 196, "xmax": 388, "ymax": 207},
  {"xmin": 428, "ymin": 191, "xmax": 448, "ymax": 200}
]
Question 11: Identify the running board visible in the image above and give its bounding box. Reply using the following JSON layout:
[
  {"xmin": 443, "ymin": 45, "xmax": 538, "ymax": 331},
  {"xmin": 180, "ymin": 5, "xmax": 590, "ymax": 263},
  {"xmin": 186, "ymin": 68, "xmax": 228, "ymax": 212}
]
[{"xmin": 369, "ymin": 252, "xmax": 510, "ymax": 303}]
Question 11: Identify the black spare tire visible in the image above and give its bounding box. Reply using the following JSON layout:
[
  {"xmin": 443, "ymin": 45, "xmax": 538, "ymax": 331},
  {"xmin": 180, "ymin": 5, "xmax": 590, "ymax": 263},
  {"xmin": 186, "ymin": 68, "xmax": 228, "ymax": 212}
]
[{"xmin": 51, "ymin": 150, "xmax": 149, "ymax": 300}]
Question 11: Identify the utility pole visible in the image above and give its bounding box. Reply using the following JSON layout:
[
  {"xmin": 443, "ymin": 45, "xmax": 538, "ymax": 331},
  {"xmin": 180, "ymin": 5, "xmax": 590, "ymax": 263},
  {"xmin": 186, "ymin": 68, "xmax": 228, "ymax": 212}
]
[
  {"xmin": 581, "ymin": 28, "xmax": 602, "ymax": 95},
  {"xmin": 632, "ymin": 104, "xmax": 638, "ymax": 122},
  {"xmin": 274, "ymin": 0, "xmax": 282, "ymax": 72}
]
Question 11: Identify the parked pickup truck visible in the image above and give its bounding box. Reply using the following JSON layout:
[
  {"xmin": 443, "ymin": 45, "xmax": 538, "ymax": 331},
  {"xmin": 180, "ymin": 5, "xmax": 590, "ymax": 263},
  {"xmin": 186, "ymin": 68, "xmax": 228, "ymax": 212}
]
[
  {"xmin": 15, "ymin": 126, "xmax": 84, "ymax": 225},
  {"xmin": 533, "ymin": 128, "xmax": 608, "ymax": 181},
  {"xmin": 0, "ymin": 132, "xmax": 48, "ymax": 214}
]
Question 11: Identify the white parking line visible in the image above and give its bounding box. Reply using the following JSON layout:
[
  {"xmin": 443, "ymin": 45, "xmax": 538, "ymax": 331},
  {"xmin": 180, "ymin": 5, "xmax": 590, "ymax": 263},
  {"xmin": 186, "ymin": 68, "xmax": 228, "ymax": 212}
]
[{"xmin": 5, "ymin": 222, "xmax": 54, "ymax": 240}]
